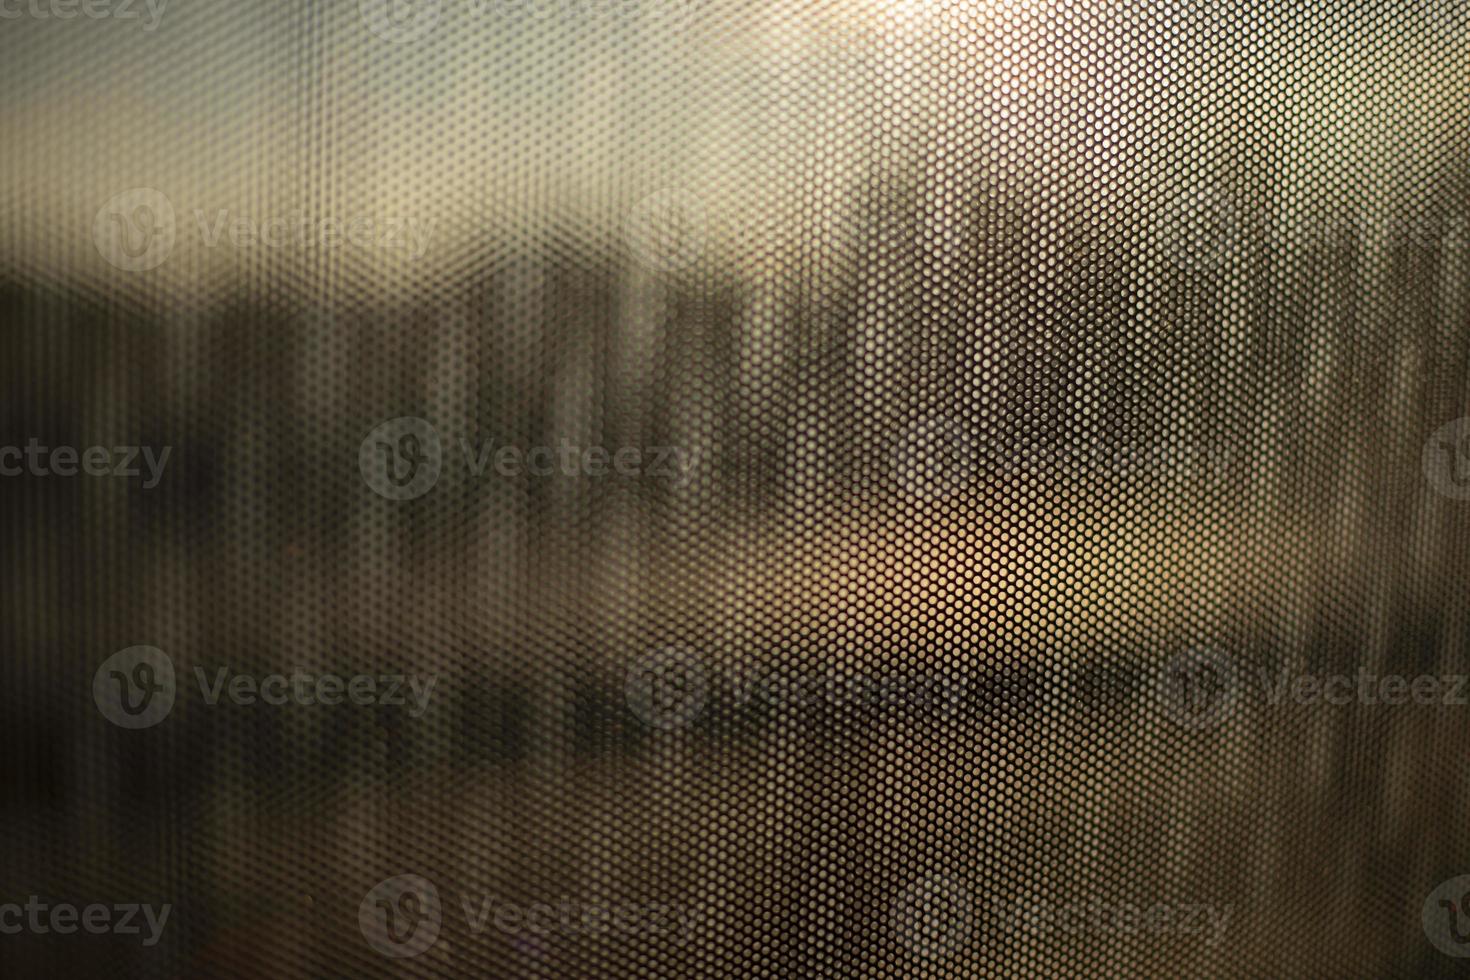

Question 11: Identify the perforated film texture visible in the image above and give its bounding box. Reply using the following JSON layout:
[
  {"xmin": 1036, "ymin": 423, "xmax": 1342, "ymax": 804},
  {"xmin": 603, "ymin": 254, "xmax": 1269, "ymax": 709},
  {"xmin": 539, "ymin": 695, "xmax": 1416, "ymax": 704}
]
[{"xmin": 3, "ymin": 0, "xmax": 1470, "ymax": 976}]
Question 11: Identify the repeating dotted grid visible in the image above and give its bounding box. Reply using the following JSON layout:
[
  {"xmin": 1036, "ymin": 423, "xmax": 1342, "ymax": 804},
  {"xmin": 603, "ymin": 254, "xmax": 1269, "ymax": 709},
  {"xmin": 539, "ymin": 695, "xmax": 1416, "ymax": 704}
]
[{"xmin": 4, "ymin": 0, "xmax": 1470, "ymax": 977}]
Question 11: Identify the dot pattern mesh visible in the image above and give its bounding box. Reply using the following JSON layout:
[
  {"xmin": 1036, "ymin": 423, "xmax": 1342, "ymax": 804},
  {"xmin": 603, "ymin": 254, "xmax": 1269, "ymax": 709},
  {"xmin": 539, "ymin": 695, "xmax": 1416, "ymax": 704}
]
[{"xmin": 3, "ymin": 0, "xmax": 1470, "ymax": 976}]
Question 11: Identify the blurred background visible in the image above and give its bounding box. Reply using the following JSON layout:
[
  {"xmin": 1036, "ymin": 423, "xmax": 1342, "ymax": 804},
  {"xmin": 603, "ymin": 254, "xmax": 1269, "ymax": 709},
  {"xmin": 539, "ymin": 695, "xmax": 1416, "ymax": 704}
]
[{"xmin": 3, "ymin": 0, "xmax": 1470, "ymax": 975}]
